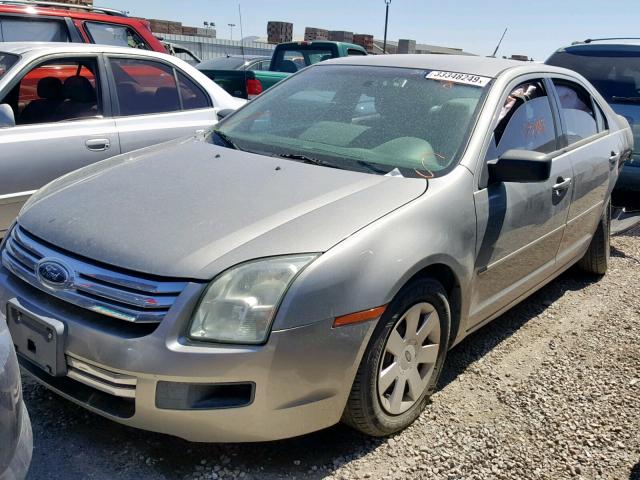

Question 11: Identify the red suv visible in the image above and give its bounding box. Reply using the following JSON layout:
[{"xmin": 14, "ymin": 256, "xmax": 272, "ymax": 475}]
[{"xmin": 0, "ymin": 0, "xmax": 167, "ymax": 53}]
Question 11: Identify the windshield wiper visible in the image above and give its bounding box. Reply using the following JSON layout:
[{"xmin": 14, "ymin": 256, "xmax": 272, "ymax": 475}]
[
  {"xmin": 356, "ymin": 160, "xmax": 390, "ymax": 174},
  {"xmin": 212, "ymin": 130, "xmax": 242, "ymax": 150},
  {"xmin": 611, "ymin": 96, "xmax": 640, "ymax": 103},
  {"xmin": 272, "ymin": 153, "xmax": 343, "ymax": 169}
]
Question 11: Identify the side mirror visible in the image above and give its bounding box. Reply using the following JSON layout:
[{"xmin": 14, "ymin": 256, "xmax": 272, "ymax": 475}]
[
  {"xmin": 217, "ymin": 108, "xmax": 235, "ymax": 121},
  {"xmin": 488, "ymin": 149, "xmax": 551, "ymax": 184},
  {"xmin": 0, "ymin": 104, "xmax": 15, "ymax": 128}
]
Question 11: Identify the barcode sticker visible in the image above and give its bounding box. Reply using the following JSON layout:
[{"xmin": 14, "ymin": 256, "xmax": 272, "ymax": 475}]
[{"xmin": 426, "ymin": 71, "xmax": 492, "ymax": 87}]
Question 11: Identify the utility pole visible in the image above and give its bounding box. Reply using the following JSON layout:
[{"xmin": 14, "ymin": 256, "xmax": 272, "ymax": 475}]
[
  {"xmin": 383, "ymin": 0, "xmax": 391, "ymax": 54},
  {"xmin": 228, "ymin": 23, "xmax": 236, "ymax": 41}
]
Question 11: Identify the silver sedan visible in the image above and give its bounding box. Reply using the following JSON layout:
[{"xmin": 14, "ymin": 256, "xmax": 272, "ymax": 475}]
[{"xmin": 0, "ymin": 54, "xmax": 632, "ymax": 441}]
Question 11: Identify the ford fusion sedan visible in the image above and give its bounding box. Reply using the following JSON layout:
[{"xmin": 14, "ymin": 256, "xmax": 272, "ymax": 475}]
[
  {"xmin": 0, "ymin": 42, "xmax": 245, "ymax": 235},
  {"xmin": 0, "ymin": 55, "xmax": 631, "ymax": 442}
]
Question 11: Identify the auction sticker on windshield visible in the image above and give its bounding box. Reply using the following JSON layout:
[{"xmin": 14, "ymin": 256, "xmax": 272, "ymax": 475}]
[{"xmin": 426, "ymin": 71, "xmax": 491, "ymax": 87}]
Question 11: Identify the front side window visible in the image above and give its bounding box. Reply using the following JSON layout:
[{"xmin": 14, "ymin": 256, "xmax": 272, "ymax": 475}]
[
  {"xmin": 486, "ymin": 80, "xmax": 558, "ymax": 160},
  {"xmin": 0, "ymin": 16, "xmax": 69, "ymax": 42},
  {"xmin": 0, "ymin": 58, "xmax": 102, "ymax": 125},
  {"xmin": 348, "ymin": 49, "xmax": 367, "ymax": 56},
  {"xmin": 85, "ymin": 22, "xmax": 148, "ymax": 50},
  {"xmin": 0, "ymin": 53, "xmax": 18, "ymax": 81},
  {"xmin": 213, "ymin": 65, "xmax": 489, "ymax": 178},
  {"xmin": 552, "ymin": 79, "xmax": 598, "ymax": 144}
]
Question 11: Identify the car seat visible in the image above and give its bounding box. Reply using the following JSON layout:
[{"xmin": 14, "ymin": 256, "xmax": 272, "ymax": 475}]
[
  {"xmin": 19, "ymin": 76, "xmax": 64, "ymax": 124},
  {"xmin": 56, "ymin": 76, "xmax": 98, "ymax": 121}
]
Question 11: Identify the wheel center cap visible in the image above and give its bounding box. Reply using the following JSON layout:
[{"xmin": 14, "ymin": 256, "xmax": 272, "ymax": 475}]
[{"xmin": 400, "ymin": 346, "xmax": 416, "ymax": 370}]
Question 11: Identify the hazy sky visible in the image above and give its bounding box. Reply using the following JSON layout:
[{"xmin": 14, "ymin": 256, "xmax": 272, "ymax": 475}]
[{"xmin": 105, "ymin": 1, "xmax": 639, "ymax": 60}]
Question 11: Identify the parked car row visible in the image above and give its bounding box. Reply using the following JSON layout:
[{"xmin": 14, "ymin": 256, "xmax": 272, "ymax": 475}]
[
  {"xmin": 0, "ymin": 50, "xmax": 632, "ymax": 447},
  {"xmin": 197, "ymin": 40, "xmax": 368, "ymax": 99}
]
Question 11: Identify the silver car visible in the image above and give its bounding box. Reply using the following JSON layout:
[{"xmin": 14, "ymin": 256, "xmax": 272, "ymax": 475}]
[
  {"xmin": 0, "ymin": 309, "xmax": 32, "ymax": 480},
  {"xmin": 0, "ymin": 55, "xmax": 632, "ymax": 442},
  {"xmin": 0, "ymin": 42, "xmax": 245, "ymax": 235}
]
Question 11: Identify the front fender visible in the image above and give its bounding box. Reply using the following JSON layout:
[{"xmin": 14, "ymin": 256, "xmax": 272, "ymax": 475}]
[{"xmin": 273, "ymin": 166, "xmax": 477, "ymax": 337}]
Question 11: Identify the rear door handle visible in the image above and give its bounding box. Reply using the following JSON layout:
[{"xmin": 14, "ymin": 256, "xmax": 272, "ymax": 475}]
[
  {"xmin": 553, "ymin": 177, "xmax": 572, "ymax": 192},
  {"xmin": 85, "ymin": 138, "xmax": 110, "ymax": 152},
  {"xmin": 609, "ymin": 151, "xmax": 619, "ymax": 167}
]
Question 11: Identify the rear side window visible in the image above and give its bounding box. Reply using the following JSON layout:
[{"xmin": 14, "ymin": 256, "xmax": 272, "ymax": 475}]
[
  {"xmin": 109, "ymin": 57, "xmax": 210, "ymax": 115},
  {"xmin": 85, "ymin": 22, "xmax": 148, "ymax": 50},
  {"xmin": 0, "ymin": 16, "xmax": 69, "ymax": 42},
  {"xmin": 552, "ymin": 79, "xmax": 598, "ymax": 144},
  {"xmin": 486, "ymin": 79, "xmax": 558, "ymax": 160},
  {"xmin": 348, "ymin": 49, "xmax": 366, "ymax": 56},
  {"xmin": 546, "ymin": 49, "xmax": 640, "ymax": 103},
  {"xmin": 177, "ymin": 71, "xmax": 210, "ymax": 110}
]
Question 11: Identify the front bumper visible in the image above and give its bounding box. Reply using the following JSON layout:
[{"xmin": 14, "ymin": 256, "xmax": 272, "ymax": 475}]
[{"xmin": 0, "ymin": 267, "xmax": 375, "ymax": 443}]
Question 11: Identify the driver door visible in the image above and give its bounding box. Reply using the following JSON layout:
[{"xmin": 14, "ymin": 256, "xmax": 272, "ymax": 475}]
[{"xmin": 469, "ymin": 77, "xmax": 574, "ymax": 327}]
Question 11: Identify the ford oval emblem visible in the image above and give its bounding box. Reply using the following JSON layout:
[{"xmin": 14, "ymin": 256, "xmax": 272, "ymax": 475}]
[{"xmin": 36, "ymin": 259, "xmax": 73, "ymax": 290}]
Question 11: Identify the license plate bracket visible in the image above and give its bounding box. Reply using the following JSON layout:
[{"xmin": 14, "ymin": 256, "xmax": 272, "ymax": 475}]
[{"xmin": 7, "ymin": 303, "xmax": 67, "ymax": 377}]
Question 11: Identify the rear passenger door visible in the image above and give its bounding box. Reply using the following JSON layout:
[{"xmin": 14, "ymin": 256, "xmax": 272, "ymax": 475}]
[
  {"xmin": 549, "ymin": 77, "xmax": 615, "ymax": 264},
  {"xmin": 0, "ymin": 54, "xmax": 120, "ymax": 234},
  {"xmin": 106, "ymin": 56, "xmax": 216, "ymax": 152}
]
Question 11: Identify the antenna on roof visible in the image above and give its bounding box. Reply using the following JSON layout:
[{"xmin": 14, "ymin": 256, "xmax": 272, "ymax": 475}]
[{"xmin": 490, "ymin": 27, "xmax": 508, "ymax": 58}]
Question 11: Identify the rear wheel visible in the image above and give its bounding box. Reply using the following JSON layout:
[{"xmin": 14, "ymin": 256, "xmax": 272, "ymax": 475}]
[
  {"xmin": 342, "ymin": 278, "xmax": 450, "ymax": 436},
  {"xmin": 578, "ymin": 202, "xmax": 611, "ymax": 275}
]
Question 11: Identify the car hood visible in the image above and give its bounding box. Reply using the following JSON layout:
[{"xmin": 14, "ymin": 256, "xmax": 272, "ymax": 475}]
[{"xmin": 18, "ymin": 138, "xmax": 427, "ymax": 280}]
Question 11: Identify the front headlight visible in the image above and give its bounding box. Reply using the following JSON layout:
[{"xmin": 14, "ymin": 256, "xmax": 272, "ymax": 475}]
[{"xmin": 188, "ymin": 254, "xmax": 318, "ymax": 344}]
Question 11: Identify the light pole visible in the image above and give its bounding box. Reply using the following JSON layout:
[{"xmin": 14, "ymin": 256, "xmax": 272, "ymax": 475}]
[
  {"xmin": 228, "ymin": 23, "xmax": 236, "ymax": 41},
  {"xmin": 383, "ymin": 0, "xmax": 391, "ymax": 54}
]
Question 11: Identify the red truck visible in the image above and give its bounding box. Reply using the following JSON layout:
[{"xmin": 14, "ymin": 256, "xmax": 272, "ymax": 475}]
[{"xmin": 0, "ymin": 0, "xmax": 167, "ymax": 52}]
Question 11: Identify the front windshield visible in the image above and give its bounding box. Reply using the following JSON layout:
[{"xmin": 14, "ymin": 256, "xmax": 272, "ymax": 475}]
[
  {"xmin": 212, "ymin": 65, "xmax": 489, "ymax": 178},
  {"xmin": 0, "ymin": 53, "xmax": 18, "ymax": 81}
]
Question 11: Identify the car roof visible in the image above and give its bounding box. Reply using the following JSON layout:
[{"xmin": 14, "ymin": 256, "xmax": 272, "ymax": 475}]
[
  {"xmin": 0, "ymin": 2, "xmax": 134, "ymax": 22},
  {"xmin": 323, "ymin": 54, "xmax": 567, "ymax": 78},
  {"xmin": 0, "ymin": 42, "xmax": 170, "ymax": 59}
]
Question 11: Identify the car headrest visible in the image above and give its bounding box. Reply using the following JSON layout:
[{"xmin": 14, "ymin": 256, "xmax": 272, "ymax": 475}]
[
  {"xmin": 63, "ymin": 76, "xmax": 96, "ymax": 103},
  {"xmin": 37, "ymin": 76, "xmax": 63, "ymax": 100},
  {"xmin": 279, "ymin": 60, "xmax": 298, "ymax": 73}
]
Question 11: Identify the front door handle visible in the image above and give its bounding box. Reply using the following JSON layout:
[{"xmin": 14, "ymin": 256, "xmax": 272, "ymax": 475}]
[
  {"xmin": 552, "ymin": 177, "xmax": 572, "ymax": 193},
  {"xmin": 85, "ymin": 138, "xmax": 110, "ymax": 152}
]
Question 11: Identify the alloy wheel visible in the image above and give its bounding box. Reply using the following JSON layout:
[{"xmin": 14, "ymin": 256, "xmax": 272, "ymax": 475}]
[{"xmin": 377, "ymin": 302, "xmax": 440, "ymax": 415}]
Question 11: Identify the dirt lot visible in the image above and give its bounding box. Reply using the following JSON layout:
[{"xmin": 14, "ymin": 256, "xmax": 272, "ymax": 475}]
[{"xmin": 23, "ymin": 227, "xmax": 640, "ymax": 480}]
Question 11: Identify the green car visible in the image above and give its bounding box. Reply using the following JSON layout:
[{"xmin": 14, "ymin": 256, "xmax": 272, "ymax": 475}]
[{"xmin": 198, "ymin": 41, "xmax": 367, "ymax": 99}]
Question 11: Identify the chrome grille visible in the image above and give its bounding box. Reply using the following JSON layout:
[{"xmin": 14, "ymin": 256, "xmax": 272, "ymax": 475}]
[{"xmin": 1, "ymin": 225, "xmax": 188, "ymax": 323}]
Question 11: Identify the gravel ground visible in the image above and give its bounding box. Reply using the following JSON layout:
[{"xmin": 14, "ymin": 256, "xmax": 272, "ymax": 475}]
[{"xmin": 23, "ymin": 227, "xmax": 640, "ymax": 480}]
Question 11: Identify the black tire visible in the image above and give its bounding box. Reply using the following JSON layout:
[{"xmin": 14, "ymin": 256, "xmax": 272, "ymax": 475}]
[
  {"xmin": 342, "ymin": 277, "xmax": 450, "ymax": 437},
  {"xmin": 578, "ymin": 202, "xmax": 611, "ymax": 275}
]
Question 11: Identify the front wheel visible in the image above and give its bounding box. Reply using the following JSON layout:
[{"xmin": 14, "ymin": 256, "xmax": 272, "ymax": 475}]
[{"xmin": 342, "ymin": 277, "xmax": 450, "ymax": 437}]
